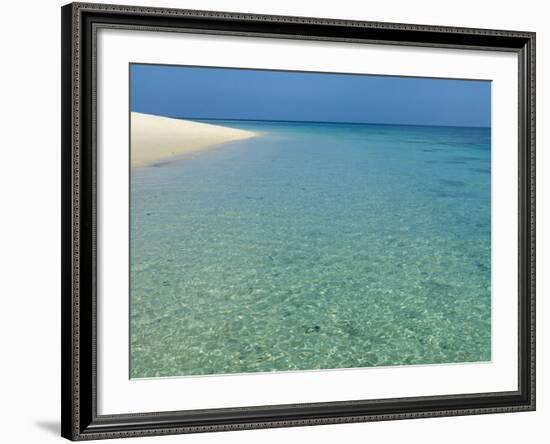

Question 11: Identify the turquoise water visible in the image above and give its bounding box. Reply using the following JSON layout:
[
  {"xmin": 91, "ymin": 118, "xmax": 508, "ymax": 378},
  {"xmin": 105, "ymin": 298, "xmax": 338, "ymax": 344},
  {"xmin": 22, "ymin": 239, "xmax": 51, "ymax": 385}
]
[{"xmin": 130, "ymin": 120, "xmax": 491, "ymax": 378}]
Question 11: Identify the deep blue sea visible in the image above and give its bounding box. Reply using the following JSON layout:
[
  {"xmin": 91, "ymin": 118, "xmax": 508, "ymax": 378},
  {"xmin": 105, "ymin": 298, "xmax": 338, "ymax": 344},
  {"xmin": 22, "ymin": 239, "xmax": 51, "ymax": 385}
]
[{"xmin": 130, "ymin": 120, "xmax": 491, "ymax": 378}]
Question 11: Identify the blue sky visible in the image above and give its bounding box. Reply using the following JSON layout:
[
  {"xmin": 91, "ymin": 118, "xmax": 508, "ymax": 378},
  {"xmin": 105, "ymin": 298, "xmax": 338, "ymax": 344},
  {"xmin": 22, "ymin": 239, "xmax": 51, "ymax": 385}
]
[{"xmin": 130, "ymin": 64, "xmax": 491, "ymax": 127}]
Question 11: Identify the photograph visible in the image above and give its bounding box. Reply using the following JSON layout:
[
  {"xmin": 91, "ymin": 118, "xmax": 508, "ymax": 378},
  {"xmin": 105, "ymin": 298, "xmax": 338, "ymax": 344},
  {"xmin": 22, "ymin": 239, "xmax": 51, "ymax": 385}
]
[
  {"xmin": 56, "ymin": 1, "xmax": 536, "ymax": 440},
  {"xmin": 129, "ymin": 64, "xmax": 492, "ymax": 379},
  {"xmin": 0, "ymin": 0, "xmax": 544, "ymax": 441}
]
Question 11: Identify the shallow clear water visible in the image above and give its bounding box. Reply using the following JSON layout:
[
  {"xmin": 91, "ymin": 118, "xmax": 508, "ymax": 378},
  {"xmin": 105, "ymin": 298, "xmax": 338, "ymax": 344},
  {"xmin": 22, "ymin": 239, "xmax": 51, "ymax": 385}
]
[{"xmin": 130, "ymin": 120, "xmax": 491, "ymax": 378}]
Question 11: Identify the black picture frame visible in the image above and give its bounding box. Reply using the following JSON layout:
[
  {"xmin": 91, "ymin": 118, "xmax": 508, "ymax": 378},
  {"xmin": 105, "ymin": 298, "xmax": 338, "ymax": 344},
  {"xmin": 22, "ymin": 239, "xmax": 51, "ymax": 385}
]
[{"xmin": 61, "ymin": 2, "xmax": 536, "ymax": 440}]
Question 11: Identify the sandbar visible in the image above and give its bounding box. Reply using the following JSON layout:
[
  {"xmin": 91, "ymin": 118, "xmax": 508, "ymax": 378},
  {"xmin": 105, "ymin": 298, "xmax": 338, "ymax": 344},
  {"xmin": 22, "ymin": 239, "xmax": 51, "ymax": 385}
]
[{"xmin": 131, "ymin": 112, "xmax": 257, "ymax": 168}]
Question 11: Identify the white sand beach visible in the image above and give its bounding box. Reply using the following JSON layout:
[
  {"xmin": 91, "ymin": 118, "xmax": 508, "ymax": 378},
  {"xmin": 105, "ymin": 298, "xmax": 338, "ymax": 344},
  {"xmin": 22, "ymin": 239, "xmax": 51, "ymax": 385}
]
[{"xmin": 131, "ymin": 112, "xmax": 257, "ymax": 168}]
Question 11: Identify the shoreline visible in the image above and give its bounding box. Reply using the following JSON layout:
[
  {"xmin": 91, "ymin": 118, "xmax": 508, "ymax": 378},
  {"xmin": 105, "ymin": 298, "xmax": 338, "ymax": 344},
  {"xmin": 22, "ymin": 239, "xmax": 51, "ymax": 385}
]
[{"xmin": 131, "ymin": 112, "xmax": 257, "ymax": 168}]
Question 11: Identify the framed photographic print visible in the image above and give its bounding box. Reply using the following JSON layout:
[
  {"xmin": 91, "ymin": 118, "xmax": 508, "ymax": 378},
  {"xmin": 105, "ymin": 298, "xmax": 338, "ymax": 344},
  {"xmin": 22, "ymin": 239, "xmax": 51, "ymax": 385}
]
[{"xmin": 61, "ymin": 2, "xmax": 536, "ymax": 440}]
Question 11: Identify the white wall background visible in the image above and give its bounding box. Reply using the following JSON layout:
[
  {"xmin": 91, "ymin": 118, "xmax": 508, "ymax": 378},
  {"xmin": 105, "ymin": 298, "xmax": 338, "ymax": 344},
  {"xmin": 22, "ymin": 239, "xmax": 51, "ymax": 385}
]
[{"xmin": 0, "ymin": 0, "xmax": 545, "ymax": 443}]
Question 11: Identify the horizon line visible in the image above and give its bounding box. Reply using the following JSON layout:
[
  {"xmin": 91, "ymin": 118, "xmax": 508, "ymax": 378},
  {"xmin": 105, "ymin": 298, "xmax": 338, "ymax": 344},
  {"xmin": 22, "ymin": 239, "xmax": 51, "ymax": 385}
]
[{"xmin": 137, "ymin": 112, "xmax": 490, "ymax": 130}]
